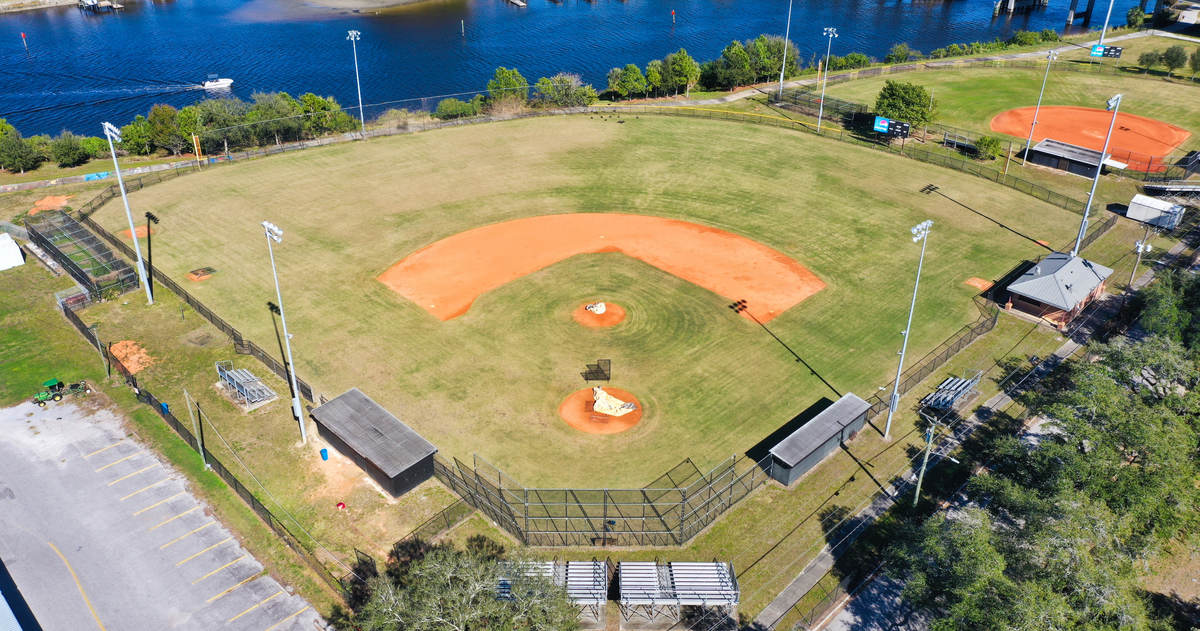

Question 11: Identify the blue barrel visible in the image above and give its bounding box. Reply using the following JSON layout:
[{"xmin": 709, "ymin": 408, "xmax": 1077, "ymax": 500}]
[
  {"xmin": 161, "ymin": 402, "xmax": 169, "ymax": 416},
  {"xmin": 320, "ymin": 448, "xmax": 328, "ymax": 461}
]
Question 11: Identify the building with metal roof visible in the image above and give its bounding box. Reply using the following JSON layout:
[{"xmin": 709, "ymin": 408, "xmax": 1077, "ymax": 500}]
[
  {"xmin": 768, "ymin": 393, "xmax": 871, "ymax": 486},
  {"xmin": 1126, "ymin": 194, "xmax": 1184, "ymax": 230},
  {"xmin": 310, "ymin": 388, "xmax": 437, "ymax": 497},
  {"xmin": 1004, "ymin": 253, "xmax": 1112, "ymax": 331},
  {"xmin": 1027, "ymin": 139, "xmax": 1125, "ymax": 178}
]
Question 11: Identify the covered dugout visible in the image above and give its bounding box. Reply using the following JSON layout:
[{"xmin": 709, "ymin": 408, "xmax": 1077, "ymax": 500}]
[
  {"xmin": 1027, "ymin": 139, "xmax": 1124, "ymax": 179},
  {"xmin": 768, "ymin": 393, "xmax": 871, "ymax": 486},
  {"xmin": 311, "ymin": 388, "xmax": 437, "ymax": 497}
]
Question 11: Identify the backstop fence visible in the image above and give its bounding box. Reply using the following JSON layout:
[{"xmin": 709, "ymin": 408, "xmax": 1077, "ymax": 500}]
[
  {"xmin": 433, "ymin": 454, "xmax": 774, "ymax": 547},
  {"xmin": 58, "ymin": 301, "xmax": 349, "ymax": 594},
  {"xmin": 24, "ymin": 210, "xmax": 139, "ymax": 298}
]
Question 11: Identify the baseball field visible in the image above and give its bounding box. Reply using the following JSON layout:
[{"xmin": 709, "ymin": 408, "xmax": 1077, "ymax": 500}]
[{"xmin": 90, "ymin": 114, "xmax": 1082, "ymax": 488}]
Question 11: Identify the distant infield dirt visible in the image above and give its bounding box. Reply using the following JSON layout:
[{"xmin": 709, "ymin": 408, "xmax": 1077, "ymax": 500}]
[
  {"xmin": 990, "ymin": 106, "xmax": 1190, "ymax": 170},
  {"xmin": 377, "ymin": 213, "xmax": 826, "ymax": 323}
]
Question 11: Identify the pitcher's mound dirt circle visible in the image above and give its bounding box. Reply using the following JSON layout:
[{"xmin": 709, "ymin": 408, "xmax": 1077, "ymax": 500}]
[
  {"xmin": 571, "ymin": 303, "xmax": 626, "ymax": 327},
  {"xmin": 559, "ymin": 388, "xmax": 643, "ymax": 434}
]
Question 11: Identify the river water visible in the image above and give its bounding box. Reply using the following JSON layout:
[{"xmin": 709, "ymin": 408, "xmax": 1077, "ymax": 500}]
[{"xmin": 2, "ymin": 0, "xmax": 1075, "ymax": 136}]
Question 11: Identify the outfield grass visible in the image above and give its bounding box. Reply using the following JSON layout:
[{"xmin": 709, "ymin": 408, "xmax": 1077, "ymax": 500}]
[
  {"xmin": 821, "ymin": 63, "xmax": 1200, "ymax": 154},
  {"xmin": 86, "ymin": 114, "xmax": 1081, "ymax": 489}
]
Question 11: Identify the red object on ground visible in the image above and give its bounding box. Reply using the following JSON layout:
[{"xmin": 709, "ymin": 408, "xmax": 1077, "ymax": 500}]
[
  {"xmin": 990, "ymin": 106, "xmax": 1191, "ymax": 172},
  {"xmin": 336, "ymin": 502, "xmax": 346, "ymax": 510},
  {"xmin": 572, "ymin": 302, "xmax": 626, "ymax": 327},
  {"xmin": 559, "ymin": 387, "xmax": 644, "ymax": 434},
  {"xmin": 121, "ymin": 225, "xmax": 153, "ymax": 239},
  {"xmin": 378, "ymin": 214, "xmax": 825, "ymax": 323}
]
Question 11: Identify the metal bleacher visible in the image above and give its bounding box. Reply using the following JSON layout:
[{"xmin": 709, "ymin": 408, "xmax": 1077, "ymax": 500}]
[
  {"xmin": 1144, "ymin": 181, "xmax": 1200, "ymax": 205},
  {"xmin": 499, "ymin": 559, "xmax": 608, "ymax": 620},
  {"xmin": 921, "ymin": 370, "xmax": 983, "ymax": 411},
  {"xmin": 215, "ymin": 361, "xmax": 276, "ymax": 404},
  {"xmin": 618, "ymin": 560, "xmax": 738, "ymax": 622}
]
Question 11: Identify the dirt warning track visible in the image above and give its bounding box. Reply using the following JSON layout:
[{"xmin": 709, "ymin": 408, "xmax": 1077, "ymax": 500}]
[{"xmin": 378, "ymin": 213, "xmax": 825, "ymax": 323}]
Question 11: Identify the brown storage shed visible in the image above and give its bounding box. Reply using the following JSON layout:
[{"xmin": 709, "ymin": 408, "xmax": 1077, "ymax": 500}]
[{"xmin": 311, "ymin": 388, "xmax": 437, "ymax": 498}]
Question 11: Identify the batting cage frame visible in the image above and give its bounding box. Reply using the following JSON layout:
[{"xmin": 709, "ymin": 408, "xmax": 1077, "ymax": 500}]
[
  {"xmin": 24, "ymin": 209, "xmax": 139, "ymax": 298},
  {"xmin": 435, "ymin": 454, "xmax": 773, "ymax": 547}
]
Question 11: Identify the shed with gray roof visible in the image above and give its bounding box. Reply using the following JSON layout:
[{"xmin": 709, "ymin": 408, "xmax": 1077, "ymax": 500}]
[
  {"xmin": 1027, "ymin": 139, "xmax": 1125, "ymax": 178},
  {"xmin": 1005, "ymin": 252, "xmax": 1112, "ymax": 331},
  {"xmin": 311, "ymin": 388, "xmax": 437, "ymax": 497},
  {"xmin": 768, "ymin": 393, "xmax": 871, "ymax": 486}
]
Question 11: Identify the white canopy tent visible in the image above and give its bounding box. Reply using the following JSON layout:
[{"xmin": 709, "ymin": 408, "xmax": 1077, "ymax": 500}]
[{"xmin": 0, "ymin": 234, "xmax": 24, "ymax": 272}]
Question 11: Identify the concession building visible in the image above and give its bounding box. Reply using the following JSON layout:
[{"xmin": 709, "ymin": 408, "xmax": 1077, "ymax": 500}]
[
  {"xmin": 310, "ymin": 388, "xmax": 437, "ymax": 497},
  {"xmin": 1004, "ymin": 252, "xmax": 1112, "ymax": 332}
]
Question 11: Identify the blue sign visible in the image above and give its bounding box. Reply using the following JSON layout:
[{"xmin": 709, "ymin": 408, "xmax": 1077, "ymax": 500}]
[
  {"xmin": 873, "ymin": 116, "xmax": 891, "ymax": 133},
  {"xmin": 1090, "ymin": 44, "xmax": 1105, "ymax": 57}
]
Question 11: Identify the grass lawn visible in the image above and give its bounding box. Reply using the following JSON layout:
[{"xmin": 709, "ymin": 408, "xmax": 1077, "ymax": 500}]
[
  {"xmin": 0, "ymin": 261, "xmax": 343, "ymax": 617},
  {"xmin": 0, "ymin": 155, "xmax": 189, "ymax": 186},
  {"xmin": 1055, "ymin": 34, "xmax": 1200, "ymax": 77},
  {"xmin": 820, "ymin": 63, "xmax": 1200, "ymax": 154},
  {"xmin": 0, "ymin": 180, "xmax": 111, "ymax": 224},
  {"xmin": 86, "ymin": 114, "xmax": 1081, "ymax": 490}
]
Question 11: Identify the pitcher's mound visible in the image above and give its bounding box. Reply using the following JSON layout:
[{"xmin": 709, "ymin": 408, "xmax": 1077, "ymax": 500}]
[
  {"xmin": 572, "ymin": 302, "xmax": 626, "ymax": 328},
  {"xmin": 559, "ymin": 387, "xmax": 643, "ymax": 434}
]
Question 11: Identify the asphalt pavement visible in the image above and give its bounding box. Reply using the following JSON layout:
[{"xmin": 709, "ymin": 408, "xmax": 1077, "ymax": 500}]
[{"xmin": 0, "ymin": 400, "xmax": 323, "ymax": 631}]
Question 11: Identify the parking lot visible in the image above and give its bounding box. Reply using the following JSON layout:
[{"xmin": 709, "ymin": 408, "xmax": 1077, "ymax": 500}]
[{"xmin": 0, "ymin": 401, "xmax": 323, "ymax": 631}]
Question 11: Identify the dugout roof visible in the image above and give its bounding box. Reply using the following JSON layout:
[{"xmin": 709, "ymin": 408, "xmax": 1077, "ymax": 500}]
[
  {"xmin": 1007, "ymin": 252, "xmax": 1112, "ymax": 312},
  {"xmin": 1033, "ymin": 139, "xmax": 1126, "ymax": 169},
  {"xmin": 769, "ymin": 393, "xmax": 871, "ymax": 468},
  {"xmin": 311, "ymin": 388, "xmax": 435, "ymax": 477}
]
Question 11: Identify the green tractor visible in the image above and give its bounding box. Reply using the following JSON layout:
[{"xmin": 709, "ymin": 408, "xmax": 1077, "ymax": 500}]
[{"xmin": 32, "ymin": 379, "xmax": 92, "ymax": 407}]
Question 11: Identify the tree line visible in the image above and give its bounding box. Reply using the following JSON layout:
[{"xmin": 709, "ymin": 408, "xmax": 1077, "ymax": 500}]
[{"xmin": 886, "ymin": 272, "xmax": 1200, "ymax": 629}]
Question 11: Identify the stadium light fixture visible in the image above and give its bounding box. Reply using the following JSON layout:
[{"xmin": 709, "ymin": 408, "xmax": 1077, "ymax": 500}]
[
  {"xmin": 776, "ymin": 0, "xmax": 794, "ymax": 102},
  {"xmin": 1072, "ymin": 94, "xmax": 1122, "ymax": 258},
  {"xmin": 884, "ymin": 220, "xmax": 933, "ymax": 440},
  {"xmin": 817, "ymin": 27, "xmax": 839, "ymax": 132},
  {"xmin": 1021, "ymin": 50, "xmax": 1057, "ymax": 166},
  {"xmin": 101, "ymin": 121, "xmax": 153, "ymax": 306},
  {"xmin": 261, "ymin": 220, "xmax": 306, "ymax": 442},
  {"xmin": 347, "ymin": 30, "xmax": 366, "ymax": 136}
]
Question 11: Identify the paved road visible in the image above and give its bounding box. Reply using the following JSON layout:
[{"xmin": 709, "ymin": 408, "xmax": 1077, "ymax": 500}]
[{"xmin": 0, "ymin": 401, "xmax": 323, "ymax": 631}]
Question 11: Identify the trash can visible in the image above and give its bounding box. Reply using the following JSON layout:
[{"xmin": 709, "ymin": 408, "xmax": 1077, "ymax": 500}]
[{"xmin": 320, "ymin": 448, "xmax": 328, "ymax": 461}]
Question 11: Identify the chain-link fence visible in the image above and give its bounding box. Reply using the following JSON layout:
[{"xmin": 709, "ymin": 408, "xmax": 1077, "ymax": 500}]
[
  {"xmin": 59, "ymin": 301, "xmax": 348, "ymax": 595},
  {"xmin": 433, "ymin": 454, "xmax": 773, "ymax": 548}
]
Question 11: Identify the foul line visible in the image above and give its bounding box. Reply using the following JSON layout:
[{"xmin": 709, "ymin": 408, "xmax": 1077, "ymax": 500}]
[
  {"xmin": 192, "ymin": 555, "xmax": 247, "ymax": 584},
  {"xmin": 120, "ymin": 478, "xmax": 169, "ymax": 501},
  {"xmin": 263, "ymin": 606, "xmax": 310, "ymax": 631},
  {"xmin": 227, "ymin": 591, "xmax": 281, "ymax": 624},
  {"xmin": 207, "ymin": 574, "xmax": 258, "ymax": 602},
  {"xmin": 133, "ymin": 491, "xmax": 185, "ymax": 516},
  {"xmin": 95, "ymin": 450, "xmax": 143, "ymax": 471},
  {"xmin": 108, "ymin": 463, "xmax": 160, "ymax": 486},
  {"xmin": 148, "ymin": 506, "xmax": 198, "ymax": 531},
  {"xmin": 160, "ymin": 522, "xmax": 215, "ymax": 549},
  {"xmin": 47, "ymin": 542, "xmax": 108, "ymax": 631},
  {"xmin": 83, "ymin": 440, "xmax": 124, "ymax": 458},
  {"xmin": 175, "ymin": 537, "xmax": 232, "ymax": 566}
]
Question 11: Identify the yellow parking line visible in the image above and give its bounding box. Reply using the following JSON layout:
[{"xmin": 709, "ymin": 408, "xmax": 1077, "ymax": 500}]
[
  {"xmin": 83, "ymin": 440, "xmax": 124, "ymax": 458},
  {"xmin": 160, "ymin": 522, "xmax": 215, "ymax": 549},
  {"xmin": 108, "ymin": 463, "xmax": 160, "ymax": 486},
  {"xmin": 133, "ymin": 491, "xmax": 185, "ymax": 516},
  {"xmin": 262, "ymin": 606, "xmax": 310, "ymax": 631},
  {"xmin": 175, "ymin": 537, "xmax": 231, "ymax": 566},
  {"xmin": 192, "ymin": 555, "xmax": 246, "ymax": 584},
  {"xmin": 47, "ymin": 542, "xmax": 108, "ymax": 631},
  {"xmin": 120, "ymin": 478, "xmax": 169, "ymax": 501},
  {"xmin": 95, "ymin": 450, "xmax": 143, "ymax": 471},
  {"xmin": 148, "ymin": 506, "xmax": 198, "ymax": 531},
  {"xmin": 227, "ymin": 591, "xmax": 281, "ymax": 624},
  {"xmin": 207, "ymin": 573, "xmax": 257, "ymax": 602}
]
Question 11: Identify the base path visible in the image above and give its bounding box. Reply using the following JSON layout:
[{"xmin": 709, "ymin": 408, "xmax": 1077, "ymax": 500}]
[
  {"xmin": 378, "ymin": 214, "xmax": 825, "ymax": 323},
  {"xmin": 990, "ymin": 106, "xmax": 1190, "ymax": 168}
]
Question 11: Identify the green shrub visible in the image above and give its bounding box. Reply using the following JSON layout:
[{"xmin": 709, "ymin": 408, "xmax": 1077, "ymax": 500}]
[
  {"xmin": 974, "ymin": 135, "xmax": 1003, "ymax": 161},
  {"xmin": 434, "ymin": 97, "xmax": 479, "ymax": 120},
  {"xmin": 49, "ymin": 132, "xmax": 90, "ymax": 168},
  {"xmin": 1010, "ymin": 30, "xmax": 1040, "ymax": 46}
]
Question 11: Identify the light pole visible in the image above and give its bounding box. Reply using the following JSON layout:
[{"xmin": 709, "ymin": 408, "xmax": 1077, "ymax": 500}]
[
  {"xmin": 1097, "ymin": 0, "xmax": 1116, "ymax": 45},
  {"xmin": 347, "ymin": 30, "xmax": 366, "ymax": 136},
  {"xmin": 884, "ymin": 220, "xmax": 933, "ymax": 440},
  {"xmin": 262, "ymin": 221, "xmax": 306, "ymax": 443},
  {"xmin": 776, "ymin": 0, "xmax": 794, "ymax": 101},
  {"xmin": 1022, "ymin": 50, "xmax": 1057, "ymax": 166},
  {"xmin": 144, "ymin": 211, "xmax": 159, "ymax": 302},
  {"xmin": 817, "ymin": 27, "xmax": 838, "ymax": 132},
  {"xmin": 1072, "ymin": 94, "xmax": 1122, "ymax": 259},
  {"xmin": 101, "ymin": 122, "xmax": 153, "ymax": 305}
]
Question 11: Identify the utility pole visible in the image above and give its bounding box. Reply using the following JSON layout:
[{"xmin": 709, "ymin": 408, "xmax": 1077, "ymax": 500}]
[
  {"xmin": 885, "ymin": 220, "xmax": 933, "ymax": 440},
  {"xmin": 1125, "ymin": 224, "xmax": 1153, "ymax": 303},
  {"xmin": 144, "ymin": 212, "xmax": 158, "ymax": 301},
  {"xmin": 913, "ymin": 422, "xmax": 936, "ymax": 508},
  {"xmin": 184, "ymin": 389, "xmax": 208, "ymax": 469}
]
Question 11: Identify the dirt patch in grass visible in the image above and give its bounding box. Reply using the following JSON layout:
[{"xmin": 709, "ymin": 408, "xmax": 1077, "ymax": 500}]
[
  {"xmin": 30, "ymin": 195, "xmax": 73, "ymax": 215},
  {"xmin": 109, "ymin": 340, "xmax": 154, "ymax": 374},
  {"xmin": 964, "ymin": 277, "xmax": 994, "ymax": 291}
]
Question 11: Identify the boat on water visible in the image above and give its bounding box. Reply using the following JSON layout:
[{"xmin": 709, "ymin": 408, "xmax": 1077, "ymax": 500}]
[{"xmin": 201, "ymin": 74, "xmax": 233, "ymax": 90}]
